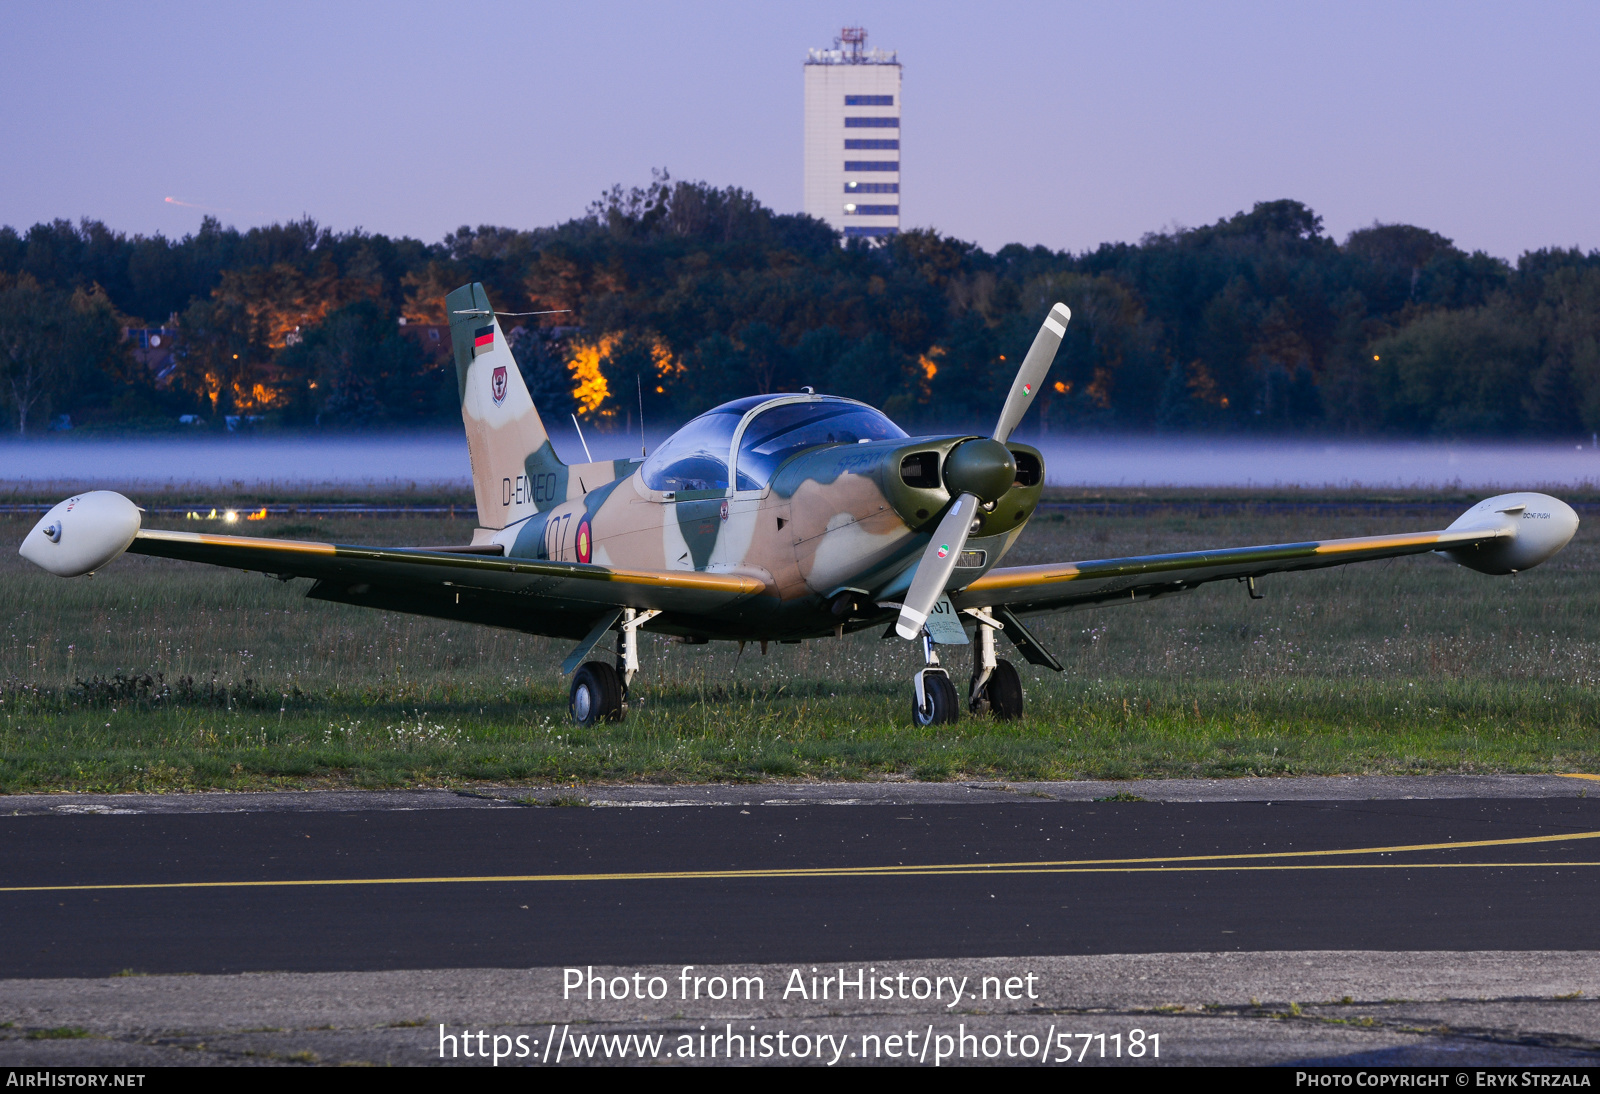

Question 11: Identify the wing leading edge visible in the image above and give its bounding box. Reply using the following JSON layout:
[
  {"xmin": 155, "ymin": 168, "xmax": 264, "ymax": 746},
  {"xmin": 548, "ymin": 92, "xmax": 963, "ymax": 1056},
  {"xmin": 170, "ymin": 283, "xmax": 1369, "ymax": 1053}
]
[
  {"xmin": 954, "ymin": 526, "xmax": 1502, "ymax": 616},
  {"xmin": 954, "ymin": 492, "xmax": 1579, "ymax": 618},
  {"xmin": 127, "ymin": 529, "xmax": 765, "ymax": 640}
]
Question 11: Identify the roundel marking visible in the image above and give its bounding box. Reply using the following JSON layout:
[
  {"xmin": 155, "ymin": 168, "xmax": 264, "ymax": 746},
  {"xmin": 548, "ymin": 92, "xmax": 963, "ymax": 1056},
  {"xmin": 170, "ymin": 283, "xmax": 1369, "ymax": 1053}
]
[
  {"xmin": 936, "ymin": 543, "xmax": 950, "ymax": 559},
  {"xmin": 575, "ymin": 518, "xmax": 592, "ymax": 564}
]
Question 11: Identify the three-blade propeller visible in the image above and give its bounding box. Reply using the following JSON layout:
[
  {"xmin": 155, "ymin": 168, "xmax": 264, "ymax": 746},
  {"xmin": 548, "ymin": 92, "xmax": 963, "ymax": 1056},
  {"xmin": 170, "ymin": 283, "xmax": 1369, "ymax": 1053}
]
[{"xmin": 894, "ymin": 303, "xmax": 1071, "ymax": 640}]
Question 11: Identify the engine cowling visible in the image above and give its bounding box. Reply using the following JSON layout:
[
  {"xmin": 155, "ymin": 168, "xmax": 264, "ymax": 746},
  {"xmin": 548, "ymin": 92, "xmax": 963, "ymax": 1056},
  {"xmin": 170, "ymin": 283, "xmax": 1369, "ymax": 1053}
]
[
  {"xmin": 1442, "ymin": 491, "xmax": 1578, "ymax": 575},
  {"xmin": 18, "ymin": 491, "xmax": 142, "ymax": 577}
]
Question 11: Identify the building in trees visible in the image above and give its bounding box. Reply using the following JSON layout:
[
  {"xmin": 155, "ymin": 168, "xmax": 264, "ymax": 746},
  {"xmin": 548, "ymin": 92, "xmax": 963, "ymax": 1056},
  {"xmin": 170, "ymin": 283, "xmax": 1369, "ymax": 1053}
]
[
  {"xmin": 395, "ymin": 318, "xmax": 452, "ymax": 368},
  {"xmin": 121, "ymin": 317, "xmax": 179, "ymax": 385},
  {"xmin": 804, "ymin": 27, "xmax": 901, "ymax": 240}
]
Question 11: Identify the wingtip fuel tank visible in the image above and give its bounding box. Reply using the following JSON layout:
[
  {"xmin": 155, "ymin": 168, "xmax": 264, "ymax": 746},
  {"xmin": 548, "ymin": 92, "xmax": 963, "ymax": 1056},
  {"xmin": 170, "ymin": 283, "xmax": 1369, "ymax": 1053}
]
[
  {"xmin": 1442, "ymin": 492, "xmax": 1578, "ymax": 575},
  {"xmin": 19, "ymin": 491, "xmax": 142, "ymax": 577}
]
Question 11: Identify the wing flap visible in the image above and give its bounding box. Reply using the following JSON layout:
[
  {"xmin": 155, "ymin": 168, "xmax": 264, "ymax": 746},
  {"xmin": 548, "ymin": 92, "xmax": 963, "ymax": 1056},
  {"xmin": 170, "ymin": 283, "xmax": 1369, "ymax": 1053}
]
[
  {"xmin": 953, "ymin": 526, "xmax": 1508, "ymax": 615},
  {"xmin": 302, "ymin": 578, "xmax": 618, "ymax": 640}
]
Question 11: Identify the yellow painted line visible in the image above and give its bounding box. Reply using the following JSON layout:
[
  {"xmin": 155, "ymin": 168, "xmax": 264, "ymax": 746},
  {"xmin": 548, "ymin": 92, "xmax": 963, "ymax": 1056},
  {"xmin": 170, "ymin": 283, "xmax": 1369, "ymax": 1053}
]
[
  {"xmin": 5, "ymin": 831, "xmax": 1598, "ymax": 895},
  {"xmin": 936, "ymin": 827, "xmax": 1600, "ymax": 870},
  {"xmin": 2, "ymin": 861, "xmax": 1598, "ymax": 897},
  {"xmin": 1562, "ymin": 774, "xmax": 1600, "ymax": 783},
  {"xmin": 954, "ymin": 862, "xmax": 1600, "ymax": 876}
]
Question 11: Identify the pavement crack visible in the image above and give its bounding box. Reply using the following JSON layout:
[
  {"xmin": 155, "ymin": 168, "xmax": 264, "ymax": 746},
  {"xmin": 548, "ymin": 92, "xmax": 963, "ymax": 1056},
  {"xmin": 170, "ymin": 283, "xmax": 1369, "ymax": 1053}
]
[{"xmin": 450, "ymin": 790, "xmax": 527, "ymax": 807}]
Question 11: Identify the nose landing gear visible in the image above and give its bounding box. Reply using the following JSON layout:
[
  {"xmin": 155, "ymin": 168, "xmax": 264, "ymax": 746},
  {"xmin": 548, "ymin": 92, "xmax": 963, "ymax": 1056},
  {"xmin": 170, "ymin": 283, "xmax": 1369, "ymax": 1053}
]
[{"xmin": 911, "ymin": 632, "xmax": 961, "ymax": 725}]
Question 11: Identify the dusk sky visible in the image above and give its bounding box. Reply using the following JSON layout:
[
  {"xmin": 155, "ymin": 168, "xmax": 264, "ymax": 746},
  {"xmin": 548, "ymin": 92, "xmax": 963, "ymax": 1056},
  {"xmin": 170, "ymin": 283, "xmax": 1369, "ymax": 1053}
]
[{"xmin": 3, "ymin": 1, "xmax": 1596, "ymax": 259}]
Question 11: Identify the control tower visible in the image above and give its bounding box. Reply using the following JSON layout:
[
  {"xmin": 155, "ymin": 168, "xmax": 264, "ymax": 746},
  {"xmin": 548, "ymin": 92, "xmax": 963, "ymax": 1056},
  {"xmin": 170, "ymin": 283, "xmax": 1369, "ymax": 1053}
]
[{"xmin": 804, "ymin": 27, "xmax": 900, "ymax": 239}]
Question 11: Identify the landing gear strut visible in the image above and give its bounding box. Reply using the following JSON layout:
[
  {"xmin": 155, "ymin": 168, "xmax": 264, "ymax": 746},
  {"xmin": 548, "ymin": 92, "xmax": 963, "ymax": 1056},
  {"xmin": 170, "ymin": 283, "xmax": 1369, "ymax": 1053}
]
[
  {"xmin": 966, "ymin": 607, "xmax": 1025, "ymax": 720},
  {"xmin": 911, "ymin": 632, "xmax": 961, "ymax": 725},
  {"xmin": 568, "ymin": 607, "xmax": 659, "ymax": 726}
]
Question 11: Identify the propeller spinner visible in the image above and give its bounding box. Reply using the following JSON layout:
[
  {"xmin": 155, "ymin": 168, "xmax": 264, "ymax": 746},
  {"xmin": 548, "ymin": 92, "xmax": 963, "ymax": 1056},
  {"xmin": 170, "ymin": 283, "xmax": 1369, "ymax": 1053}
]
[{"xmin": 894, "ymin": 302, "xmax": 1071, "ymax": 640}]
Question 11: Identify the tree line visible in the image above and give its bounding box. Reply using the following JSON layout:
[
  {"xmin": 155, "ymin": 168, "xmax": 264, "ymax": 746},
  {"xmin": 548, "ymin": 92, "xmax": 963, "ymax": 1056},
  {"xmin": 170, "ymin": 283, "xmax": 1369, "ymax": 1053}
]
[{"xmin": 2, "ymin": 171, "xmax": 1597, "ymax": 438}]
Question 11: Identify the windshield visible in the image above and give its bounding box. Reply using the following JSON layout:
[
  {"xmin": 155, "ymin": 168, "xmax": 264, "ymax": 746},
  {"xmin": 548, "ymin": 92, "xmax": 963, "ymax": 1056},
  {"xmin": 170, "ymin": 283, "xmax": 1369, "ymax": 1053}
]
[
  {"xmin": 640, "ymin": 401, "xmax": 754, "ymax": 492},
  {"xmin": 736, "ymin": 400, "xmax": 907, "ymax": 487}
]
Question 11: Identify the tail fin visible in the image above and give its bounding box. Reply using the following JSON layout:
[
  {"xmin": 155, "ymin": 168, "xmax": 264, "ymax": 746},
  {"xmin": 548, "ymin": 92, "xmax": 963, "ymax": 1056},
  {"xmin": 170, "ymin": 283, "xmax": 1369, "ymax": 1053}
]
[{"xmin": 446, "ymin": 283, "xmax": 568, "ymax": 529}]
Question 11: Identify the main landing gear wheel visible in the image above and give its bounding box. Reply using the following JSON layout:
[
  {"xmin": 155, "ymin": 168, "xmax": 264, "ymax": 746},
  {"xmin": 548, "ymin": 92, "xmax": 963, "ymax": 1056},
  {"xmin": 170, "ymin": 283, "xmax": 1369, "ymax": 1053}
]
[
  {"xmin": 570, "ymin": 661, "xmax": 625, "ymax": 726},
  {"xmin": 912, "ymin": 671, "xmax": 961, "ymax": 726},
  {"xmin": 970, "ymin": 658, "xmax": 1025, "ymax": 721}
]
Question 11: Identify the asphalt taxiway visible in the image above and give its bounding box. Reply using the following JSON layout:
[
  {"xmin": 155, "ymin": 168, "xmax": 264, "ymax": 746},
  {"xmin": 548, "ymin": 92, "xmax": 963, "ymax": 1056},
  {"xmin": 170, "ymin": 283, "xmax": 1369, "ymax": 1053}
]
[{"xmin": 2, "ymin": 776, "xmax": 1597, "ymax": 1065}]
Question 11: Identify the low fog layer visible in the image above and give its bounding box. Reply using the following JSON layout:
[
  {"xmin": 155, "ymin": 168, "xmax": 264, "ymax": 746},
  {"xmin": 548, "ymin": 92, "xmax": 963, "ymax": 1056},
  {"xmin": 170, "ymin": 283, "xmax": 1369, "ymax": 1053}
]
[{"xmin": 5, "ymin": 432, "xmax": 1599, "ymax": 492}]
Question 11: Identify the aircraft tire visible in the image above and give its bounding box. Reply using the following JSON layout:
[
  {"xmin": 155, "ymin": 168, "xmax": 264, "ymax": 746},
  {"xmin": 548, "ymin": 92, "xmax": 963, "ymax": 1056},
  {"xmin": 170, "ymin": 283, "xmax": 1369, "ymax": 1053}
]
[
  {"xmin": 912, "ymin": 672, "xmax": 960, "ymax": 726},
  {"xmin": 570, "ymin": 661, "xmax": 625, "ymax": 725},
  {"xmin": 984, "ymin": 659, "xmax": 1025, "ymax": 721}
]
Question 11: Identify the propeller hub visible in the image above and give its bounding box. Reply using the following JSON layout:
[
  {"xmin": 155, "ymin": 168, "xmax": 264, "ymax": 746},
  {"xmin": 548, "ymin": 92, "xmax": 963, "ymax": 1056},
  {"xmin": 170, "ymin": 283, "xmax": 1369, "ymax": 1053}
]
[{"xmin": 943, "ymin": 438, "xmax": 1016, "ymax": 505}]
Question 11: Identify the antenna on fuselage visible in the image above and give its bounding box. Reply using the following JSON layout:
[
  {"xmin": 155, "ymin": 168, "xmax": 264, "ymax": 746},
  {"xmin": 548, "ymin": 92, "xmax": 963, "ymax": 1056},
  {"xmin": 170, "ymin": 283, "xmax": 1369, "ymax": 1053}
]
[
  {"xmin": 637, "ymin": 376, "xmax": 647, "ymax": 457},
  {"xmin": 571, "ymin": 413, "xmax": 594, "ymax": 462}
]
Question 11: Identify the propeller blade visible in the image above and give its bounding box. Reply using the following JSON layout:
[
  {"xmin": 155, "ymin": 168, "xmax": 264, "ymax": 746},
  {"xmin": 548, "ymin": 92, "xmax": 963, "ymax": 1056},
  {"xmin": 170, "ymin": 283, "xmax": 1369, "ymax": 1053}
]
[
  {"xmin": 993, "ymin": 302, "xmax": 1071, "ymax": 443},
  {"xmin": 895, "ymin": 493, "xmax": 982, "ymax": 640}
]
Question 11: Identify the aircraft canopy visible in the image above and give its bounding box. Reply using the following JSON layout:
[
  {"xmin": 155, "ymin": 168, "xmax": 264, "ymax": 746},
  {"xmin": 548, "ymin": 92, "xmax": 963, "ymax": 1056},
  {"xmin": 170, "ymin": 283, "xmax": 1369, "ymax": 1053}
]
[{"xmin": 641, "ymin": 395, "xmax": 905, "ymax": 493}]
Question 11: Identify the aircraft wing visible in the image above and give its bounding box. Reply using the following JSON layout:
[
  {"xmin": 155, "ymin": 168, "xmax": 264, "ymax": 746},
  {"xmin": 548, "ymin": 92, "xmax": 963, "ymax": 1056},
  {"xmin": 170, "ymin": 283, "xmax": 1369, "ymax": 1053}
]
[
  {"xmin": 952, "ymin": 525, "xmax": 1512, "ymax": 619},
  {"xmin": 127, "ymin": 529, "xmax": 765, "ymax": 640}
]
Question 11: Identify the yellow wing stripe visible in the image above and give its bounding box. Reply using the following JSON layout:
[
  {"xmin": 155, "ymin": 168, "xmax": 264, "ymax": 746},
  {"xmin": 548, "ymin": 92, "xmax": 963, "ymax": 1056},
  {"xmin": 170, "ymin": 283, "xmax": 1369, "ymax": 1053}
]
[
  {"xmin": 963, "ymin": 526, "xmax": 1506, "ymax": 595},
  {"xmin": 608, "ymin": 569, "xmax": 766, "ymax": 593},
  {"xmin": 137, "ymin": 529, "xmax": 337, "ymax": 555},
  {"xmin": 964, "ymin": 564, "xmax": 1081, "ymax": 592},
  {"xmin": 133, "ymin": 529, "xmax": 763, "ymax": 594},
  {"xmin": 1311, "ymin": 531, "xmax": 1455, "ymax": 555}
]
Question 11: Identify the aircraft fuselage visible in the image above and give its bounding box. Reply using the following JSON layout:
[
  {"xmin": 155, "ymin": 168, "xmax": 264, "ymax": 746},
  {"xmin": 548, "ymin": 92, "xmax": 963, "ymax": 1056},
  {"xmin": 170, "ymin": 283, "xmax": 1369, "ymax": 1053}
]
[{"xmin": 490, "ymin": 431, "xmax": 1045, "ymax": 641}]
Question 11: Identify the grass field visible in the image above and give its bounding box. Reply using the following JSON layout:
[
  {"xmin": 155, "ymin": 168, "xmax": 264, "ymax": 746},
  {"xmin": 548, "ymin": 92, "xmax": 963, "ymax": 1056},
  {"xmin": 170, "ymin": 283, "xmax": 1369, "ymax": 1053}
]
[{"xmin": 3, "ymin": 492, "xmax": 1598, "ymax": 791}]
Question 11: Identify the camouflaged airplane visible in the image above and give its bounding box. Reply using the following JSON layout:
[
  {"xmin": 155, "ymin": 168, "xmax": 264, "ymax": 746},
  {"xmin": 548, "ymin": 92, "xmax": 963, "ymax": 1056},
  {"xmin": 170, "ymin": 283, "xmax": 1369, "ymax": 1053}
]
[{"xmin": 21, "ymin": 283, "xmax": 1582, "ymax": 727}]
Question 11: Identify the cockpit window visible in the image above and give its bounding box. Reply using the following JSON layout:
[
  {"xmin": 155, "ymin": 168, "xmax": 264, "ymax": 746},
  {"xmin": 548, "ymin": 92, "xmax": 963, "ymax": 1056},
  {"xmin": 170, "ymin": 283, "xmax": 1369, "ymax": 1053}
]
[
  {"xmin": 639, "ymin": 402, "xmax": 753, "ymax": 492},
  {"xmin": 736, "ymin": 400, "xmax": 907, "ymax": 487},
  {"xmin": 641, "ymin": 396, "xmax": 907, "ymax": 494}
]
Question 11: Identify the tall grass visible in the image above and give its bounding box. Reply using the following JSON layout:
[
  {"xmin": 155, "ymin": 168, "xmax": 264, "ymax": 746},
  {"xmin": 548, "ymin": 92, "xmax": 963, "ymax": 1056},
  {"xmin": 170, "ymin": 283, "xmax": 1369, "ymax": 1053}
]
[{"xmin": 2, "ymin": 499, "xmax": 1597, "ymax": 790}]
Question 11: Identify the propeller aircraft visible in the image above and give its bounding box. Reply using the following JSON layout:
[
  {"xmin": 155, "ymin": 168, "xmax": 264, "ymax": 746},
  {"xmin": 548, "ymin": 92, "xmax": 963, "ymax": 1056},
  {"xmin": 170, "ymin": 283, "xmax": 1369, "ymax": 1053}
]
[{"xmin": 21, "ymin": 283, "xmax": 1580, "ymax": 727}]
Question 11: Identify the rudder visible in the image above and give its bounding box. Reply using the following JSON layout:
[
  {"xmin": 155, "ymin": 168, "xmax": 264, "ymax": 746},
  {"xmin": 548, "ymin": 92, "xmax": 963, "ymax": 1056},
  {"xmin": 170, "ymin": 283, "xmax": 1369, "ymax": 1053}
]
[{"xmin": 446, "ymin": 283, "xmax": 568, "ymax": 529}]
